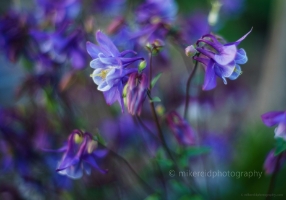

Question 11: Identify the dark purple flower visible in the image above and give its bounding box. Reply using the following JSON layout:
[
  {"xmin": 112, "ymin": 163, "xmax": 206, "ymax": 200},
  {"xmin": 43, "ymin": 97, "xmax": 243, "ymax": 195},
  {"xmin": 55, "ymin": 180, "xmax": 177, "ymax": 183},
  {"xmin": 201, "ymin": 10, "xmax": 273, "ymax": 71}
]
[
  {"xmin": 193, "ymin": 28, "xmax": 252, "ymax": 90},
  {"xmin": 36, "ymin": 0, "xmax": 81, "ymax": 24},
  {"xmin": 166, "ymin": 111, "xmax": 196, "ymax": 146},
  {"xmin": 46, "ymin": 130, "xmax": 108, "ymax": 179},
  {"xmin": 0, "ymin": 11, "xmax": 29, "ymax": 62},
  {"xmin": 264, "ymin": 150, "xmax": 286, "ymax": 174},
  {"xmin": 261, "ymin": 110, "xmax": 286, "ymax": 140},
  {"xmin": 87, "ymin": 30, "xmax": 144, "ymax": 111},
  {"xmin": 126, "ymin": 72, "xmax": 148, "ymax": 116}
]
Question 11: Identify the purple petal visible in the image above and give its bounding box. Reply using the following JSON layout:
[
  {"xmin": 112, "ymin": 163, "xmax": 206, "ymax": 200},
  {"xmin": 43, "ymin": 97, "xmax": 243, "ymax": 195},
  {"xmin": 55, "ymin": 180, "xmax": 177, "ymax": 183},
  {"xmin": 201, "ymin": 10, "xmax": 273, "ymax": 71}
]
[
  {"xmin": 261, "ymin": 111, "xmax": 285, "ymax": 127},
  {"xmin": 225, "ymin": 28, "xmax": 252, "ymax": 46},
  {"xmin": 213, "ymin": 45, "xmax": 237, "ymax": 65},
  {"xmin": 83, "ymin": 155, "xmax": 108, "ymax": 174},
  {"xmin": 228, "ymin": 64, "xmax": 241, "ymax": 80},
  {"xmin": 90, "ymin": 58, "xmax": 107, "ymax": 69},
  {"xmin": 275, "ymin": 123, "xmax": 286, "ymax": 140},
  {"xmin": 98, "ymin": 53, "xmax": 121, "ymax": 66},
  {"xmin": 235, "ymin": 48, "xmax": 248, "ymax": 64},
  {"xmin": 86, "ymin": 41, "xmax": 101, "ymax": 58},
  {"xmin": 196, "ymin": 47, "xmax": 215, "ymax": 60},
  {"xmin": 96, "ymin": 30, "xmax": 120, "ymax": 57},
  {"xmin": 98, "ymin": 81, "xmax": 112, "ymax": 91},
  {"xmin": 202, "ymin": 60, "xmax": 217, "ymax": 90},
  {"xmin": 103, "ymin": 86, "xmax": 119, "ymax": 105}
]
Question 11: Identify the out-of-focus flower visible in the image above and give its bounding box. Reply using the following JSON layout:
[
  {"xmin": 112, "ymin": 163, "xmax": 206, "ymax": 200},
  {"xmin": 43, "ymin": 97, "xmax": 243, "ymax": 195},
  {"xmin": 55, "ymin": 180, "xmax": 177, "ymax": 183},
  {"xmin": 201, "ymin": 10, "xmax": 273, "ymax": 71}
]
[
  {"xmin": 261, "ymin": 111, "xmax": 286, "ymax": 141},
  {"xmin": 134, "ymin": 0, "xmax": 178, "ymax": 44},
  {"xmin": 87, "ymin": 30, "xmax": 144, "ymax": 111},
  {"xmin": 182, "ymin": 11, "xmax": 210, "ymax": 44},
  {"xmin": 31, "ymin": 24, "xmax": 86, "ymax": 69},
  {"xmin": 126, "ymin": 72, "xmax": 148, "ymax": 116},
  {"xmin": 264, "ymin": 150, "xmax": 286, "ymax": 174},
  {"xmin": 36, "ymin": 0, "xmax": 81, "ymax": 24},
  {"xmin": 0, "ymin": 11, "xmax": 29, "ymax": 62},
  {"xmin": 166, "ymin": 111, "xmax": 196, "ymax": 145},
  {"xmin": 46, "ymin": 130, "xmax": 108, "ymax": 179},
  {"xmin": 93, "ymin": 0, "xmax": 126, "ymax": 15},
  {"xmin": 193, "ymin": 28, "xmax": 252, "ymax": 90}
]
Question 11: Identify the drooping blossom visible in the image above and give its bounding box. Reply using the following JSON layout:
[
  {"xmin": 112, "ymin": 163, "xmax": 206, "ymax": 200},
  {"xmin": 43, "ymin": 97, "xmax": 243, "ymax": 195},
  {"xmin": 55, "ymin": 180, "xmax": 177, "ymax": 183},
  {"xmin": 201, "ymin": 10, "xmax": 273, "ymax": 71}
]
[
  {"xmin": 45, "ymin": 130, "xmax": 108, "ymax": 179},
  {"xmin": 192, "ymin": 28, "xmax": 252, "ymax": 90},
  {"xmin": 264, "ymin": 150, "xmax": 286, "ymax": 174},
  {"xmin": 166, "ymin": 111, "xmax": 196, "ymax": 145},
  {"xmin": 0, "ymin": 11, "xmax": 29, "ymax": 62},
  {"xmin": 87, "ymin": 30, "xmax": 144, "ymax": 111},
  {"xmin": 126, "ymin": 72, "xmax": 148, "ymax": 116},
  {"xmin": 261, "ymin": 110, "xmax": 286, "ymax": 141}
]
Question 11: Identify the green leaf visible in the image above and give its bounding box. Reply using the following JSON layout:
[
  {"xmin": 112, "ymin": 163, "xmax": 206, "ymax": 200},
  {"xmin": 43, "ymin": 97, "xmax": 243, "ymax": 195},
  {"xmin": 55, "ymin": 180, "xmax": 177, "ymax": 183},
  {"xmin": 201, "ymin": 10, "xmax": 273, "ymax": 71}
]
[
  {"xmin": 149, "ymin": 96, "xmax": 161, "ymax": 103},
  {"xmin": 275, "ymin": 138, "xmax": 286, "ymax": 155},
  {"xmin": 151, "ymin": 73, "xmax": 162, "ymax": 89},
  {"xmin": 185, "ymin": 146, "xmax": 211, "ymax": 157}
]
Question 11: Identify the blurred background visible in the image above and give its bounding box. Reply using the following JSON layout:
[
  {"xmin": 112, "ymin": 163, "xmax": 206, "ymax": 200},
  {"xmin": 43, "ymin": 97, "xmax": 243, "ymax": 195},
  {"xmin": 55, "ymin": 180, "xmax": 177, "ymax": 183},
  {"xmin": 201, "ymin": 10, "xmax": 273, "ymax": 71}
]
[{"xmin": 0, "ymin": 0, "xmax": 286, "ymax": 199}]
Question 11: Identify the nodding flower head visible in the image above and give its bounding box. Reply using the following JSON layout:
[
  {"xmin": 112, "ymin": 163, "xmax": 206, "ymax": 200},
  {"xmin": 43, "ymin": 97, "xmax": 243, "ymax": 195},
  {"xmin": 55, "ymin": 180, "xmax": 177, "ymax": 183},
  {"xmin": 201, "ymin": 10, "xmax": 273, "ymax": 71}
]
[
  {"xmin": 45, "ymin": 130, "xmax": 108, "ymax": 179},
  {"xmin": 126, "ymin": 72, "xmax": 149, "ymax": 116},
  {"xmin": 192, "ymin": 28, "xmax": 252, "ymax": 90},
  {"xmin": 166, "ymin": 111, "xmax": 196, "ymax": 146},
  {"xmin": 87, "ymin": 30, "xmax": 144, "ymax": 112},
  {"xmin": 261, "ymin": 110, "xmax": 286, "ymax": 141}
]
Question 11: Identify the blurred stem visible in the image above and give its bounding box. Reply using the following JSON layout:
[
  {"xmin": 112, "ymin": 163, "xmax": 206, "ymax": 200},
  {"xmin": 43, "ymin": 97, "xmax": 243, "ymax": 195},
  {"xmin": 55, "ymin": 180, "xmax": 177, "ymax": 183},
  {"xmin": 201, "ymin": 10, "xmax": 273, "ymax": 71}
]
[
  {"xmin": 102, "ymin": 144, "xmax": 154, "ymax": 194},
  {"xmin": 183, "ymin": 59, "xmax": 199, "ymax": 119},
  {"xmin": 266, "ymin": 154, "xmax": 282, "ymax": 200}
]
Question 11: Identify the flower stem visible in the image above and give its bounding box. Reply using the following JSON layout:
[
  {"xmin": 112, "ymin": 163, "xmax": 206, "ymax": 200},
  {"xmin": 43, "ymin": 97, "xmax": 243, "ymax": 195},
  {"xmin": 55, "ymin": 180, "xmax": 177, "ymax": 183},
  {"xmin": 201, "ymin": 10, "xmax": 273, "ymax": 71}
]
[
  {"xmin": 183, "ymin": 59, "xmax": 199, "ymax": 119},
  {"xmin": 266, "ymin": 154, "xmax": 282, "ymax": 200}
]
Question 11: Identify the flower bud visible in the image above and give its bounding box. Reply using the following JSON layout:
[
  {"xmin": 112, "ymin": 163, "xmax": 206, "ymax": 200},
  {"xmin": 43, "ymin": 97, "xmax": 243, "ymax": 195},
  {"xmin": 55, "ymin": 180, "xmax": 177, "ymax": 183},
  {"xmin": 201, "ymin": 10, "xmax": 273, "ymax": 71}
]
[
  {"xmin": 166, "ymin": 111, "xmax": 196, "ymax": 145},
  {"xmin": 126, "ymin": 73, "xmax": 149, "ymax": 116},
  {"xmin": 185, "ymin": 45, "xmax": 197, "ymax": 57}
]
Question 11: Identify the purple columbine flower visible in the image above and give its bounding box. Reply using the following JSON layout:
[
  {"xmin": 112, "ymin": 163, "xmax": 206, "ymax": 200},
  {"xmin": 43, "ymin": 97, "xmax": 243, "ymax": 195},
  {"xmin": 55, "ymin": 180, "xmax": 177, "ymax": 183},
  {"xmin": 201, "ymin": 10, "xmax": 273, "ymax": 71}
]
[
  {"xmin": 0, "ymin": 11, "xmax": 29, "ymax": 62},
  {"xmin": 31, "ymin": 23, "xmax": 86, "ymax": 70},
  {"xmin": 166, "ymin": 111, "xmax": 196, "ymax": 146},
  {"xmin": 87, "ymin": 30, "xmax": 144, "ymax": 112},
  {"xmin": 264, "ymin": 150, "xmax": 286, "ymax": 174},
  {"xmin": 192, "ymin": 28, "xmax": 252, "ymax": 90},
  {"xmin": 126, "ymin": 72, "xmax": 148, "ymax": 116},
  {"xmin": 45, "ymin": 130, "xmax": 108, "ymax": 179},
  {"xmin": 261, "ymin": 110, "xmax": 286, "ymax": 141}
]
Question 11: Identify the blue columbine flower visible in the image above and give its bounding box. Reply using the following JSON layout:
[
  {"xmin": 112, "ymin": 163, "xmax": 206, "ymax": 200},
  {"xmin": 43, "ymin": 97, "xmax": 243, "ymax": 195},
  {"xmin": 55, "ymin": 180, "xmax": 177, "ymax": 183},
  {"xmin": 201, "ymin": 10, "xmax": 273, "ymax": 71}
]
[
  {"xmin": 192, "ymin": 28, "xmax": 252, "ymax": 90},
  {"xmin": 87, "ymin": 30, "xmax": 144, "ymax": 112},
  {"xmin": 45, "ymin": 130, "xmax": 108, "ymax": 179},
  {"xmin": 261, "ymin": 110, "xmax": 286, "ymax": 141}
]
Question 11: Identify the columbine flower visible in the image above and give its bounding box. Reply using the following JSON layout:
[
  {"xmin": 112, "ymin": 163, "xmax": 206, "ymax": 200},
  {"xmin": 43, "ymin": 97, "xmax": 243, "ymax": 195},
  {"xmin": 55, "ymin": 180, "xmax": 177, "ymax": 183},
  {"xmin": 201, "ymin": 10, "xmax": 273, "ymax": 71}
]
[
  {"xmin": 126, "ymin": 72, "xmax": 148, "ymax": 116},
  {"xmin": 261, "ymin": 110, "xmax": 286, "ymax": 141},
  {"xmin": 193, "ymin": 28, "xmax": 252, "ymax": 90},
  {"xmin": 31, "ymin": 24, "xmax": 86, "ymax": 70},
  {"xmin": 87, "ymin": 30, "xmax": 144, "ymax": 111},
  {"xmin": 166, "ymin": 111, "xmax": 196, "ymax": 145},
  {"xmin": 46, "ymin": 130, "xmax": 108, "ymax": 179},
  {"xmin": 264, "ymin": 150, "xmax": 286, "ymax": 174}
]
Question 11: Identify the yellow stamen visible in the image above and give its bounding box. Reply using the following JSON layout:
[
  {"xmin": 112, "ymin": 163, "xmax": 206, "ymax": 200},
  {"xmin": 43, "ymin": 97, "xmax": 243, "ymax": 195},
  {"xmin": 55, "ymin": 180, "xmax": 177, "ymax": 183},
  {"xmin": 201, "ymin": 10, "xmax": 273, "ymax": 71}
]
[
  {"xmin": 87, "ymin": 140, "xmax": 98, "ymax": 154},
  {"xmin": 90, "ymin": 69, "xmax": 110, "ymax": 80}
]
